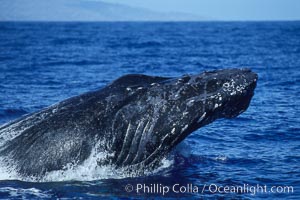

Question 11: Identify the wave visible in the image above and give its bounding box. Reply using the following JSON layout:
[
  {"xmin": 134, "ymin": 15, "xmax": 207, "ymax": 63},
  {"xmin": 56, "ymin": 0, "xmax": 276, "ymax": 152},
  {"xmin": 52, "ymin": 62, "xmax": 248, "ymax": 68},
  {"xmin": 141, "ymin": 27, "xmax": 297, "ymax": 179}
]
[
  {"xmin": 41, "ymin": 60, "xmax": 108, "ymax": 67},
  {"xmin": 107, "ymin": 40, "xmax": 163, "ymax": 49},
  {"xmin": 0, "ymin": 187, "xmax": 52, "ymax": 199}
]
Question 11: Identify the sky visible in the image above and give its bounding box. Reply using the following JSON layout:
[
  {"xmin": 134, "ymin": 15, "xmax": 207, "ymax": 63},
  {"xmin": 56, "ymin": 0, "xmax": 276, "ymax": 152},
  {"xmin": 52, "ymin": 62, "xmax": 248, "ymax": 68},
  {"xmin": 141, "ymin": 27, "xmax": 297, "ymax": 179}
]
[{"xmin": 103, "ymin": 0, "xmax": 300, "ymax": 20}]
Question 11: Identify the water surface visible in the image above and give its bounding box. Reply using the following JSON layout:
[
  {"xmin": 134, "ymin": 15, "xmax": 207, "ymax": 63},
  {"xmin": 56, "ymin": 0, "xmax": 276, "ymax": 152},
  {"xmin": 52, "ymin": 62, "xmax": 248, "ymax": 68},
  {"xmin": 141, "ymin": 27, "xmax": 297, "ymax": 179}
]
[{"xmin": 0, "ymin": 22, "xmax": 299, "ymax": 199}]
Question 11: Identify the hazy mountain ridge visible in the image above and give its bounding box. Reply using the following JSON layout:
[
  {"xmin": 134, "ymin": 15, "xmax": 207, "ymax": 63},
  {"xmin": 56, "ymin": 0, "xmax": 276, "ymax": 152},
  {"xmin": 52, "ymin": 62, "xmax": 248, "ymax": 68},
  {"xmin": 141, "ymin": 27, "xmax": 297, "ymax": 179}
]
[{"xmin": 0, "ymin": 0, "xmax": 207, "ymax": 21}]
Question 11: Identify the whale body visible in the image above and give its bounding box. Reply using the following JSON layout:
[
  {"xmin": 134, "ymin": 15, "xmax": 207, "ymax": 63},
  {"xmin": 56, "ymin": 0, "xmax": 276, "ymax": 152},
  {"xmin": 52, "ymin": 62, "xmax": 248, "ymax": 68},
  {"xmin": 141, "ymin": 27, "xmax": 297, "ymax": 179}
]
[{"xmin": 0, "ymin": 68, "xmax": 257, "ymax": 178}]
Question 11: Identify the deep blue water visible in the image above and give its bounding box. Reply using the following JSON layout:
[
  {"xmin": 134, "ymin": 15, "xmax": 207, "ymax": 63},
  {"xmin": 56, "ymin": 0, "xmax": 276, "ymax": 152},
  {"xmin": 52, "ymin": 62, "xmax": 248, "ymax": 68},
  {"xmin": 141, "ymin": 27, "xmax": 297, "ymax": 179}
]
[{"xmin": 0, "ymin": 22, "xmax": 299, "ymax": 199}]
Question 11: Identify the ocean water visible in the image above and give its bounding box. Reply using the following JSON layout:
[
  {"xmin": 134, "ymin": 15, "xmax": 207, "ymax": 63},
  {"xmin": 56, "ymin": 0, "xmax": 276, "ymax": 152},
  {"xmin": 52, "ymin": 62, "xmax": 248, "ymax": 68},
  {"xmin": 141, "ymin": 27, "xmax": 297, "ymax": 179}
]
[{"xmin": 0, "ymin": 22, "xmax": 299, "ymax": 199}]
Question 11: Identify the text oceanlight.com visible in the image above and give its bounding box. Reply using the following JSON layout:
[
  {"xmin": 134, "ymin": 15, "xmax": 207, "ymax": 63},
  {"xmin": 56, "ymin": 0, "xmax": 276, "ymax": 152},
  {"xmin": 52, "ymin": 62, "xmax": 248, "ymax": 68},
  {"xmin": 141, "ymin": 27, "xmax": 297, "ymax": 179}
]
[{"xmin": 124, "ymin": 183, "xmax": 294, "ymax": 196}]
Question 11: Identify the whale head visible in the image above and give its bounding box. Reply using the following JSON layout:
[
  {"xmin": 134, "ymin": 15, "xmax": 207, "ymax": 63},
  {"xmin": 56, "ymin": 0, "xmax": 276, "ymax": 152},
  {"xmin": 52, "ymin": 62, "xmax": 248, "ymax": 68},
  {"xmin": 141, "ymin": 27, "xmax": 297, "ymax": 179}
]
[
  {"xmin": 109, "ymin": 68, "xmax": 257, "ymax": 170},
  {"xmin": 174, "ymin": 68, "xmax": 258, "ymax": 120}
]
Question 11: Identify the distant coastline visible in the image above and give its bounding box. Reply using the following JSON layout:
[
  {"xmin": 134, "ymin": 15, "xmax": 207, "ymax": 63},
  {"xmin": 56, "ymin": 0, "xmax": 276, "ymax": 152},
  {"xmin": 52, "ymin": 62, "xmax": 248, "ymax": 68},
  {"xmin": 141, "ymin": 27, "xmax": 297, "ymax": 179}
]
[{"xmin": 0, "ymin": 0, "xmax": 208, "ymax": 22}]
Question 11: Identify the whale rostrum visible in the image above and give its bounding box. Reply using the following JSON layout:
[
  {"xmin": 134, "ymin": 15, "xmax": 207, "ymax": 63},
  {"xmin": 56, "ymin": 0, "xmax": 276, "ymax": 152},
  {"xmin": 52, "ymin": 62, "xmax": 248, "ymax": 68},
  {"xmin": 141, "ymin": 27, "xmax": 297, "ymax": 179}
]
[{"xmin": 0, "ymin": 68, "xmax": 257, "ymax": 178}]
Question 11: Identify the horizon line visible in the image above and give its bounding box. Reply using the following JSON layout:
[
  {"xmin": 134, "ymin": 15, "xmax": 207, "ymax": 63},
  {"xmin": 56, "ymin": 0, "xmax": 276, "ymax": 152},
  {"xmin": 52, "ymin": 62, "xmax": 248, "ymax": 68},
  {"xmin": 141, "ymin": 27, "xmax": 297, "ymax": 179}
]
[{"xmin": 0, "ymin": 20, "xmax": 300, "ymax": 23}]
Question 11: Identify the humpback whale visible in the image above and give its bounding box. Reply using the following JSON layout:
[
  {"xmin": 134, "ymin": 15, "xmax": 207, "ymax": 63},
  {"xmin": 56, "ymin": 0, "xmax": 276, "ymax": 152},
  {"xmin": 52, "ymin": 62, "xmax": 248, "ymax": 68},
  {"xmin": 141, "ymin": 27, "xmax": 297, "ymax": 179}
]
[{"xmin": 0, "ymin": 68, "xmax": 257, "ymax": 178}]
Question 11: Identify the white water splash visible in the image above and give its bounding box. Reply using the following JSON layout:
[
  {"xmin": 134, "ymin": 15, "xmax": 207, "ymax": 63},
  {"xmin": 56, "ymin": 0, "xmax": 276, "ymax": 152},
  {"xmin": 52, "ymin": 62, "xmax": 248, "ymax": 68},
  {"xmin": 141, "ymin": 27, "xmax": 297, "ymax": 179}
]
[
  {"xmin": 215, "ymin": 155, "xmax": 228, "ymax": 162},
  {"xmin": 0, "ymin": 147, "xmax": 173, "ymax": 182},
  {"xmin": 0, "ymin": 157, "xmax": 18, "ymax": 180}
]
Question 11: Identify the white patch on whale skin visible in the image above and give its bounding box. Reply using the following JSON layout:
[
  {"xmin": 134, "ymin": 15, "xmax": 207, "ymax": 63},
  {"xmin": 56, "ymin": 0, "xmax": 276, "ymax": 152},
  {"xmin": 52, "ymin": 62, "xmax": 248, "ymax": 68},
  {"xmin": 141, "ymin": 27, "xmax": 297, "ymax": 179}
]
[
  {"xmin": 126, "ymin": 87, "xmax": 132, "ymax": 91},
  {"xmin": 171, "ymin": 127, "xmax": 176, "ymax": 134},
  {"xmin": 230, "ymin": 91, "xmax": 237, "ymax": 96},
  {"xmin": 223, "ymin": 82, "xmax": 230, "ymax": 88},
  {"xmin": 151, "ymin": 83, "xmax": 160, "ymax": 86},
  {"xmin": 51, "ymin": 108, "xmax": 58, "ymax": 114},
  {"xmin": 222, "ymin": 77, "xmax": 249, "ymax": 95},
  {"xmin": 197, "ymin": 112, "xmax": 206, "ymax": 123},
  {"xmin": 181, "ymin": 124, "xmax": 188, "ymax": 132},
  {"xmin": 187, "ymin": 99, "xmax": 195, "ymax": 107},
  {"xmin": 183, "ymin": 111, "xmax": 189, "ymax": 116}
]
